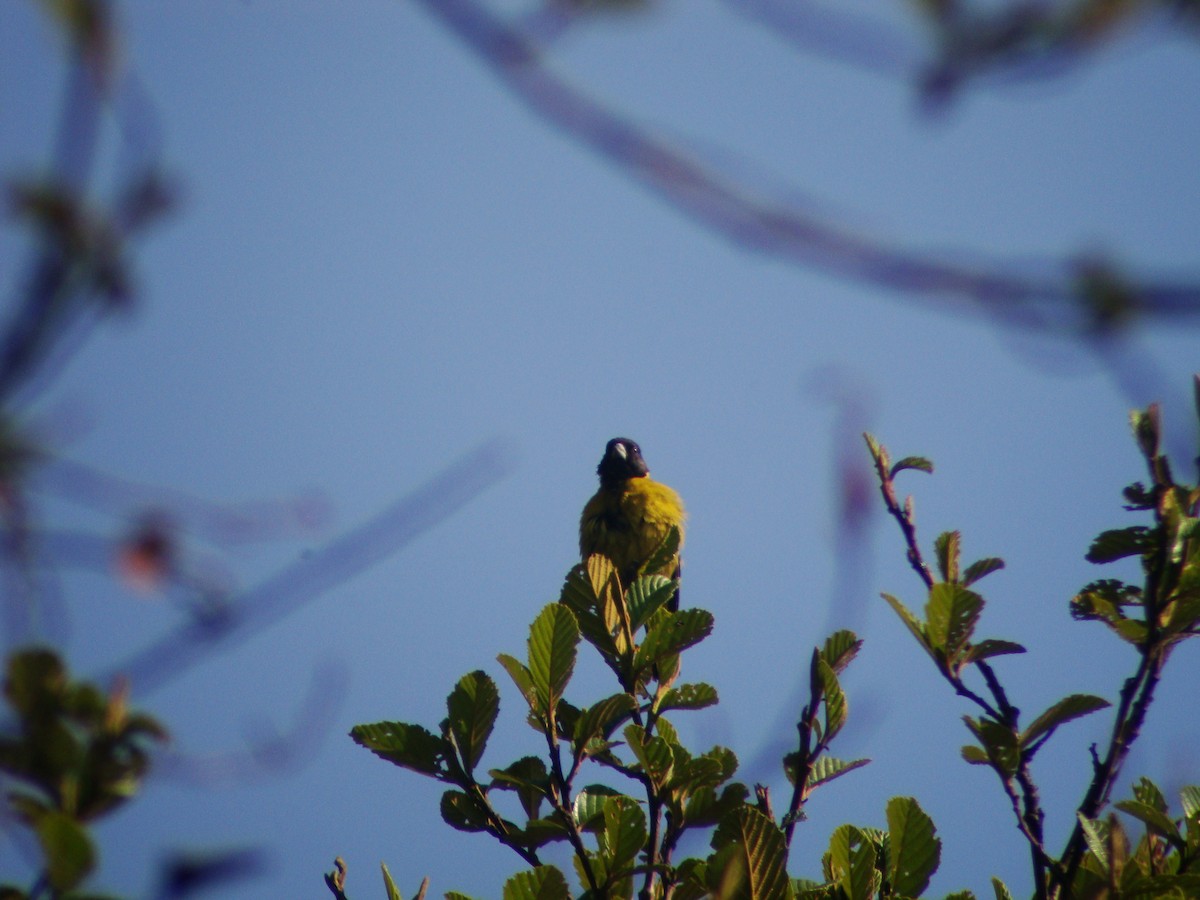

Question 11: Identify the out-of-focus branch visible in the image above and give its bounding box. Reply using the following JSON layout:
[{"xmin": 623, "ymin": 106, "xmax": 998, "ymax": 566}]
[
  {"xmin": 414, "ymin": 0, "xmax": 1200, "ymax": 333},
  {"xmin": 156, "ymin": 662, "xmax": 350, "ymax": 786},
  {"xmin": 37, "ymin": 455, "xmax": 332, "ymax": 548},
  {"xmin": 719, "ymin": 0, "xmax": 917, "ymax": 81},
  {"xmin": 722, "ymin": 0, "xmax": 1191, "ymax": 103},
  {"xmin": 91, "ymin": 439, "xmax": 515, "ymax": 696},
  {"xmin": 1, "ymin": 1, "xmax": 172, "ymax": 409},
  {"xmin": 912, "ymin": 0, "xmax": 1189, "ymax": 103}
]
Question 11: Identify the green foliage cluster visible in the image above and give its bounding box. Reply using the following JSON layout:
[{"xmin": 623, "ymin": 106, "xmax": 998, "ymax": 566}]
[
  {"xmin": 340, "ymin": 398, "xmax": 1200, "ymax": 900},
  {"xmin": 0, "ymin": 649, "xmax": 167, "ymax": 898},
  {"xmin": 865, "ymin": 400, "xmax": 1200, "ymax": 900},
  {"xmin": 346, "ymin": 531, "xmax": 944, "ymax": 900}
]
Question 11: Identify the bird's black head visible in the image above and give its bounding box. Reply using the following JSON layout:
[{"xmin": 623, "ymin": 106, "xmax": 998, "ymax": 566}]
[{"xmin": 597, "ymin": 437, "xmax": 649, "ymax": 487}]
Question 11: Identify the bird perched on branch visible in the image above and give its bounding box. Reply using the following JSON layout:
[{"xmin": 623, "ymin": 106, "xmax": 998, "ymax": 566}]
[{"xmin": 579, "ymin": 437, "xmax": 685, "ymax": 610}]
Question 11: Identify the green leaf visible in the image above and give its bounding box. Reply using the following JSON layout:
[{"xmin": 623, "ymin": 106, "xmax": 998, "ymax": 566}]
[
  {"xmin": 1021, "ymin": 694, "xmax": 1111, "ymax": 747},
  {"xmin": 934, "ymin": 531, "xmax": 961, "ymax": 583},
  {"xmin": 1123, "ymin": 481, "xmax": 1156, "ymax": 510},
  {"xmin": 789, "ymin": 877, "xmax": 828, "ymax": 899},
  {"xmin": 807, "ymin": 756, "xmax": 870, "ymax": 790},
  {"xmin": 590, "ymin": 554, "xmax": 634, "ymax": 661},
  {"xmin": 657, "ymin": 715, "xmax": 680, "ymax": 747},
  {"xmin": 350, "ymin": 722, "xmax": 448, "ymax": 778},
  {"xmin": 1114, "ymin": 619, "xmax": 1149, "ymax": 645},
  {"xmin": 657, "ymin": 682, "xmax": 719, "ymax": 713},
  {"xmin": 640, "ymin": 525, "xmax": 682, "ymax": 581},
  {"xmin": 517, "ymin": 816, "xmax": 573, "ymax": 849},
  {"xmin": 1161, "ymin": 491, "xmax": 1198, "ymax": 564},
  {"xmin": 1132, "ymin": 776, "xmax": 1169, "ymax": 814},
  {"xmin": 36, "ymin": 812, "xmax": 95, "ymax": 891},
  {"xmin": 1078, "ymin": 814, "xmax": 1109, "ymax": 873},
  {"xmin": 817, "ymin": 659, "xmax": 847, "ymax": 741},
  {"xmin": 489, "ymin": 756, "xmax": 549, "ymax": 820},
  {"xmin": 963, "ymin": 557, "xmax": 1005, "ymax": 586},
  {"xmin": 634, "ymin": 609, "xmax": 714, "ymax": 672},
  {"xmin": 1130, "ymin": 405, "xmax": 1161, "ymax": 462},
  {"xmin": 886, "ymin": 796, "xmax": 941, "ymax": 897},
  {"xmin": 1087, "ymin": 527, "xmax": 1152, "ymax": 563},
  {"xmin": 673, "ymin": 747, "xmax": 739, "ymax": 797},
  {"xmin": 863, "ymin": 433, "xmax": 888, "ymax": 469},
  {"xmin": 445, "ymin": 670, "xmax": 499, "ymax": 774},
  {"xmin": 881, "ymin": 592, "xmax": 931, "ymax": 656},
  {"xmin": 705, "ymin": 745, "xmax": 740, "ymax": 782},
  {"xmin": 891, "ymin": 456, "xmax": 933, "ymax": 477},
  {"xmin": 710, "ymin": 807, "xmax": 791, "ymax": 900},
  {"xmin": 574, "ymin": 785, "xmax": 622, "ymax": 830},
  {"xmin": 963, "ymin": 717, "xmax": 1019, "ymax": 776},
  {"xmin": 1071, "ymin": 580, "xmax": 1142, "ymax": 631},
  {"xmin": 600, "ymin": 795, "xmax": 647, "ymax": 869},
  {"xmin": 497, "ymin": 653, "xmax": 538, "ymax": 712},
  {"xmin": 963, "ymin": 639, "xmax": 1026, "ymax": 664},
  {"xmin": 381, "ymin": 864, "xmax": 401, "ymax": 900},
  {"xmin": 826, "ymin": 824, "xmax": 877, "ymax": 900},
  {"xmin": 820, "ymin": 630, "xmax": 862, "ymax": 674},
  {"xmin": 574, "ymin": 694, "xmax": 638, "ymax": 754},
  {"xmin": 1115, "ymin": 800, "xmax": 1184, "ymax": 848},
  {"xmin": 586, "ymin": 552, "xmax": 621, "ymax": 596},
  {"xmin": 961, "ymin": 745, "xmax": 989, "ymax": 765},
  {"xmin": 684, "ymin": 783, "xmax": 750, "ymax": 830},
  {"xmin": 991, "ymin": 876, "xmax": 1014, "ymax": 900},
  {"xmin": 5, "ymin": 649, "xmax": 67, "ymax": 717},
  {"xmin": 623, "ymin": 724, "xmax": 674, "ymax": 790},
  {"xmin": 1122, "ymin": 874, "xmax": 1200, "ymax": 898},
  {"xmin": 1179, "ymin": 785, "xmax": 1200, "ymax": 821},
  {"xmin": 627, "ymin": 574, "xmax": 677, "ymax": 631},
  {"xmin": 441, "ymin": 790, "xmax": 491, "ymax": 833},
  {"xmin": 559, "ymin": 564, "xmax": 614, "ymax": 650},
  {"xmin": 554, "ymin": 698, "xmax": 581, "ymax": 743},
  {"xmin": 925, "ymin": 583, "xmax": 983, "ymax": 656},
  {"xmin": 527, "ymin": 604, "xmax": 579, "ymax": 715},
  {"xmin": 502, "ymin": 866, "xmax": 570, "ymax": 900},
  {"xmin": 1164, "ymin": 591, "xmax": 1200, "ymax": 635}
]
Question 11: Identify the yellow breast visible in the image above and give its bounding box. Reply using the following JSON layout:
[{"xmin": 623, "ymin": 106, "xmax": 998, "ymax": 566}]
[{"xmin": 579, "ymin": 477, "xmax": 685, "ymax": 585}]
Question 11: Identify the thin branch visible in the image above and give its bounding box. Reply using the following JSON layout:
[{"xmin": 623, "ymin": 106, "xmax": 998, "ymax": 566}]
[
  {"xmin": 640, "ymin": 792, "xmax": 663, "ymax": 900},
  {"xmin": 1015, "ymin": 763, "xmax": 1052, "ymax": 899},
  {"xmin": 870, "ymin": 434, "xmax": 1056, "ymax": 891},
  {"xmin": 945, "ymin": 671, "xmax": 1005, "ymax": 723},
  {"xmin": 999, "ymin": 771, "xmax": 1057, "ymax": 885},
  {"xmin": 977, "ymin": 659, "xmax": 1019, "ymax": 727},
  {"xmin": 867, "ymin": 448, "xmax": 935, "ymax": 589},
  {"xmin": 470, "ymin": 778, "xmax": 543, "ymax": 869},
  {"xmin": 781, "ymin": 709, "xmax": 820, "ymax": 848},
  {"xmin": 544, "ymin": 722, "xmax": 600, "ymax": 892},
  {"xmin": 1057, "ymin": 645, "xmax": 1167, "ymax": 888}
]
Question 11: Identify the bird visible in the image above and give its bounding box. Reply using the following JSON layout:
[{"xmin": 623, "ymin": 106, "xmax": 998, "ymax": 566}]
[{"xmin": 579, "ymin": 437, "xmax": 685, "ymax": 610}]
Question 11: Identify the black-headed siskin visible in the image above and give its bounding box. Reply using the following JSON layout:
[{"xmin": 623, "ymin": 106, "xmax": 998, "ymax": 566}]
[{"xmin": 579, "ymin": 437, "xmax": 685, "ymax": 610}]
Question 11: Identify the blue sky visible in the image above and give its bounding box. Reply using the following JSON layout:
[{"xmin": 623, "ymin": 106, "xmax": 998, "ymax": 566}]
[{"xmin": 1, "ymin": 2, "xmax": 1198, "ymax": 897}]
